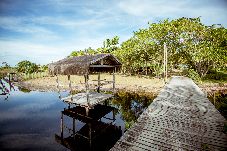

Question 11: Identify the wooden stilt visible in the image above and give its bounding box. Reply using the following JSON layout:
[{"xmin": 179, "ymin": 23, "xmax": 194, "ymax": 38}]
[
  {"xmin": 84, "ymin": 74, "xmax": 90, "ymax": 104},
  {"xmin": 113, "ymin": 69, "xmax": 116, "ymax": 94},
  {"xmin": 68, "ymin": 75, "xmax": 73, "ymax": 102},
  {"xmin": 85, "ymin": 107, "xmax": 89, "ymax": 116},
  {"xmin": 89, "ymin": 123, "xmax": 92, "ymax": 149},
  {"xmin": 97, "ymin": 72, "xmax": 100, "ymax": 93},
  {"xmin": 113, "ymin": 108, "xmax": 115, "ymax": 121},
  {"xmin": 73, "ymin": 118, "xmax": 75, "ymax": 139},
  {"xmin": 56, "ymin": 74, "xmax": 61, "ymax": 99}
]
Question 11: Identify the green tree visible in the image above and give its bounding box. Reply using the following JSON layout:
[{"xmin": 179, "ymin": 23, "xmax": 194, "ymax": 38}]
[
  {"xmin": 16, "ymin": 60, "xmax": 39, "ymax": 74},
  {"xmin": 100, "ymin": 36, "xmax": 120, "ymax": 53}
]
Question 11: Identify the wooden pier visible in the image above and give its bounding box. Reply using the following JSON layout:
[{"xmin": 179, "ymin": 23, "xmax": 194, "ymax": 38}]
[
  {"xmin": 111, "ymin": 76, "xmax": 227, "ymax": 150},
  {"xmin": 61, "ymin": 92, "xmax": 113, "ymax": 107}
]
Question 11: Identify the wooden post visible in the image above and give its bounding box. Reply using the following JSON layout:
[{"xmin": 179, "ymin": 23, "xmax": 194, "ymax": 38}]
[
  {"xmin": 84, "ymin": 74, "xmax": 89, "ymax": 104},
  {"xmin": 61, "ymin": 112, "xmax": 63, "ymax": 138},
  {"xmin": 213, "ymin": 92, "xmax": 216, "ymax": 107},
  {"xmin": 73, "ymin": 118, "xmax": 75, "ymax": 139},
  {"xmin": 164, "ymin": 43, "xmax": 167, "ymax": 83},
  {"xmin": 113, "ymin": 69, "xmax": 115, "ymax": 94},
  {"xmin": 68, "ymin": 75, "xmax": 73, "ymax": 102},
  {"xmin": 89, "ymin": 123, "xmax": 92, "ymax": 149},
  {"xmin": 85, "ymin": 107, "xmax": 89, "ymax": 116},
  {"xmin": 56, "ymin": 75, "xmax": 61, "ymax": 99},
  {"xmin": 113, "ymin": 108, "xmax": 115, "ymax": 121},
  {"xmin": 98, "ymin": 72, "xmax": 100, "ymax": 93}
]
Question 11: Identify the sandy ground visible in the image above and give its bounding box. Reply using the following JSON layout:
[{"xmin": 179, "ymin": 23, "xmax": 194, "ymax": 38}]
[
  {"xmin": 18, "ymin": 73, "xmax": 165, "ymax": 93},
  {"xmin": 17, "ymin": 73, "xmax": 227, "ymax": 95}
]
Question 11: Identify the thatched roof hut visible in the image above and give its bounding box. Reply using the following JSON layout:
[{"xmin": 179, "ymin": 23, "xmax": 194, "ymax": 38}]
[{"xmin": 48, "ymin": 53, "xmax": 121, "ymax": 75}]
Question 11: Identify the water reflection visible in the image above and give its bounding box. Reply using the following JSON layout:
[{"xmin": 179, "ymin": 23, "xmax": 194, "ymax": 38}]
[
  {"xmin": 0, "ymin": 77, "xmax": 16, "ymax": 100},
  {"xmin": 0, "ymin": 77, "xmax": 155, "ymax": 151},
  {"xmin": 208, "ymin": 92, "xmax": 227, "ymax": 119},
  {"xmin": 55, "ymin": 104, "xmax": 122, "ymax": 151},
  {"xmin": 111, "ymin": 91, "xmax": 156, "ymax": 129}
]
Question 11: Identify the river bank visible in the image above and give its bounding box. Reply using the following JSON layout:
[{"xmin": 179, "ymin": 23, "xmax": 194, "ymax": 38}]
[
  {"xmin": 17, "ymin": 74, "xmax": 164, "ymax": 94},
  {"xmin": 16, "ymin": 74, "xmax": 227, "ymax": 95}
]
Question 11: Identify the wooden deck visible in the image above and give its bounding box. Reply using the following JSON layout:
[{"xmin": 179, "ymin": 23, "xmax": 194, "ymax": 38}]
[
  {"xmin": 61, "ymin": 92, "xmax": 113, "ymax": 107},
  {"xmin": 111, "ymin": 76, "xmax": 227, "ymax": 150}
]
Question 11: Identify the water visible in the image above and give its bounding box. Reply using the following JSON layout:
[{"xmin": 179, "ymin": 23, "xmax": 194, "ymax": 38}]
[{"xmin": 0, "ymin": 79, "xmax": 155, "ymax": 151}]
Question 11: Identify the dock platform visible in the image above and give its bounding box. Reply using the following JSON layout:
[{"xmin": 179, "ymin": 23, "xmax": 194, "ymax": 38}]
[
  {"xmin": 61, "ymin": 92, "xmax": 113, "ymax": 107},
  {"xmin": 111, "ymin": 76, "xmax": 227, "ymax": 150}
]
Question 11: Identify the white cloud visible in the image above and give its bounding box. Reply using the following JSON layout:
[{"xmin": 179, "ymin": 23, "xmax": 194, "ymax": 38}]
[
  {"xmin": 0, "ymin": 36, "xmax": 106, "ymax": 66},
  {"xmin": 118, "ymin": 0, "xmax": 186, "ymax": 17},
  {"xmin": 117, "ymin": 0, "xmax": 227, "ymax": 26}
]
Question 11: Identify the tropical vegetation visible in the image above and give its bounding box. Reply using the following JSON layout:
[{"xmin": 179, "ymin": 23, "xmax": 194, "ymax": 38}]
[{"xmin": 69, "ymin": 17, "xmax": 227, "ymax": 81}]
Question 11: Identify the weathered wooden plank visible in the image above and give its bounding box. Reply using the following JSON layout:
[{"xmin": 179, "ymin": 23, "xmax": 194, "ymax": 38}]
[
  {"xmin": 61, "ymin": 92, "xmax": 113, "ymax": 107},
  {"xmin": 111, "ymin": 76, "xmax": 227, "ymax": 151}
]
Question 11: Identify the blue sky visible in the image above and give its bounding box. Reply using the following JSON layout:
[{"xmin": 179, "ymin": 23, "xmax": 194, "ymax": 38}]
[{"xmin": 0, "ymin": 0, "xmax": 227, "ymax": 66}]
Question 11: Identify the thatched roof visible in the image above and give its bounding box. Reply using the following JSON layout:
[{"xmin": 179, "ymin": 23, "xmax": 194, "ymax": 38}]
[{"xmin": 48, "ymin": 53, "xmax": 121, "ymax": 75}]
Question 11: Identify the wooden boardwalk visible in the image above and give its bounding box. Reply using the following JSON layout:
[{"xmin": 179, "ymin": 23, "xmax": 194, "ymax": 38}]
[{"xmin": 111, "ymin": 76, "xmax": 227, "ymax": 151}]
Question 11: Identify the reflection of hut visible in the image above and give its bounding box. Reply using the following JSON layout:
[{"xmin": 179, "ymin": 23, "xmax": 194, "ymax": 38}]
[
  {"xmin": 48, "ymin": 53, "xmax": 122, "ymax": 108},
  {"xmin": 55, "ymin": 104, "xmax": 122, "ymax": 150}
]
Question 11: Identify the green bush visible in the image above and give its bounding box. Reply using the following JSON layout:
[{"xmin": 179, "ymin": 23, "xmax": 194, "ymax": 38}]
[
  {"xmin": 16, "ymin": 60, "xmax": 39, "ymax": 74},
  {"xmin": 183, "ymin": 68, "xmax": 201, "ymax": 81}
]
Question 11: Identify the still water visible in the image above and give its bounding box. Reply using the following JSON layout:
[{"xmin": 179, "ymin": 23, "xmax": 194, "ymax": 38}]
[{"xmin": 0, "ymin": 79, "xmax": 155, "ymax": 151}]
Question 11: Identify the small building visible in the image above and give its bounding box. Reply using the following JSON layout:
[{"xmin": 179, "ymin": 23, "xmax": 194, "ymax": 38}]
[
  {"xmin": 48, "ymin": 53, "xmax": 122, "ymax": 75},
  {"xmin": 48, "ymin": 53, "xmax": 122, "ymax": 109}
]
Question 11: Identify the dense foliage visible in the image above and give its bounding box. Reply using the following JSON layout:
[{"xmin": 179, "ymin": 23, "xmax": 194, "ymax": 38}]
[
  {"xmin": 16, "ymin": 60, "xmax": 47, "ymax": 74},
  {"xmin": 69, "ymin": 17, "xmax": 227, "ymax": 79}
]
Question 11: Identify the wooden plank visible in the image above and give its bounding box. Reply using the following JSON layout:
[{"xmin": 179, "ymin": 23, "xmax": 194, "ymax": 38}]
[
  {"xmin": 111, "ymin": 76, "xmax": 227, "ymax": 151},
  {"xmin": 89, "ymin": 65, "xmax": 115, "ymax": 68}
]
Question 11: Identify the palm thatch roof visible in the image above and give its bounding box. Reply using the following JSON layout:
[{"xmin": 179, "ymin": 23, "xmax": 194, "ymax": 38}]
[{"xmin": 48, "ymin": 53, "xmax": 121, "ymax": 75}]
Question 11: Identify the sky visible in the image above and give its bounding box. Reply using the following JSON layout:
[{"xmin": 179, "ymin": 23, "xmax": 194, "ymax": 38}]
[{"xmin": 0, "ymin": 0, "xmax": 227, "ymax": 66}]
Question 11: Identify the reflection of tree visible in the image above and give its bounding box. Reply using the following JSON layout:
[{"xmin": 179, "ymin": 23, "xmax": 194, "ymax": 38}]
[
  {"xmin": 208, "ymin": 92, "xmax": 227, "ymax": 119},
  {"xmin": 111, "ymin": 91, "xmax": 156, "ymax": 129},
  {"xmin": 18, "ymin": 87, "xmax": 31, "ymax": 93},
  {"xmin": 0, "ymin": 79, "xmax": 9, "ymax": 95},
  {"xmin": 0, "ymin": 77, "xmax": 16, "ymax": 100}
]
